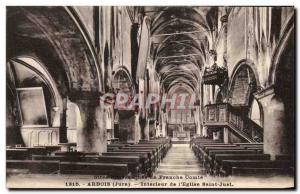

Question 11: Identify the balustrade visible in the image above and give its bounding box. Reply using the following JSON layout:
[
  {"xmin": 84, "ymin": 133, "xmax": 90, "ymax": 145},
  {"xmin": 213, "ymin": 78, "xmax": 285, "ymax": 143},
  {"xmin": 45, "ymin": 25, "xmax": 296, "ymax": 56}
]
[{"xmin": 204, "ymin": 103, "xmax": 263, "ymax": 142}]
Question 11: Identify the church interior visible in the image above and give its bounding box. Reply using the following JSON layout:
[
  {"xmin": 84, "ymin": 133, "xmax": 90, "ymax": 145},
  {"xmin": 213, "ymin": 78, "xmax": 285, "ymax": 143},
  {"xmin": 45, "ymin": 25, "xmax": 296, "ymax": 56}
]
[{"xmin": 6, "ymin": 6, "xmax": 295, "ymax": 186}]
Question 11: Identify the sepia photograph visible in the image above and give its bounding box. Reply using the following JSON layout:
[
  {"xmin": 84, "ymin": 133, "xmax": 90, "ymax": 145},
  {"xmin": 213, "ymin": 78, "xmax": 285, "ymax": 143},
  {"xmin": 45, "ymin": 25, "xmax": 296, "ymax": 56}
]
[{"xmin": 5, "ymin": 5, "xmax": 296, "ymax": 189}]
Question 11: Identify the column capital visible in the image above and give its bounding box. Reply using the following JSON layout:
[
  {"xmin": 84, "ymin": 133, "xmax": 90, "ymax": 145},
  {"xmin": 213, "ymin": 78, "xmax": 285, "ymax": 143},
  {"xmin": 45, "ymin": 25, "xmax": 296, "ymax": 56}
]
[
  {"xmin": 254, "ymin": 85, "xmax": 275, "ymax": 102},
  {"xmin": 68, "ymin": 91, "xmax": 102, "ymax": 104},
  {"xmin": 131, "ymin": 22, "xmax": 140, "ymax": 29},
  {"xmin": 220, "ymin": 14, "xmax": 228, "ymax": 24}
]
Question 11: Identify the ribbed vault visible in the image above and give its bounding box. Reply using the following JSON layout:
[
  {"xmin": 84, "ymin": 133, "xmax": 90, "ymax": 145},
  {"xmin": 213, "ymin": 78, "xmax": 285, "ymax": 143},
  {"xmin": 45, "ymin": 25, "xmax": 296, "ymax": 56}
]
[
  {"xmin": 7, "ymin": 6, "xmax": 102, "ymax": 94},
  {"xmin": 144, "ymin": 6, "xmax": 219, "ymax": 93}
]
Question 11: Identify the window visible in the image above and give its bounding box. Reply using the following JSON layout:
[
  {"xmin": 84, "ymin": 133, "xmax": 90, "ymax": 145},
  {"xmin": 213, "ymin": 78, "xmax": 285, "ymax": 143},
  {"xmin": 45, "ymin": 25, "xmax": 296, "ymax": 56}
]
[
  {"xmin": 17, "ymin": 87, "xmax": 48, "ymax": 127},
  {"xmin": 8, "ymin": 58, "xmax": 57, "ymax": 128},
  {"xmin": 249, "ymin": 99, "xmax": 262, "ymax": 126}
]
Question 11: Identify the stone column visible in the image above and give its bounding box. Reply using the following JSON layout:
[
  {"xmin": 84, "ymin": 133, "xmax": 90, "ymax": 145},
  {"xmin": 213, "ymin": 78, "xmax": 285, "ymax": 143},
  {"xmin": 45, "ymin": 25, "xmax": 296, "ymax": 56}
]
[
  {"xmin": 144, "ymin": 119, "xmax": 150, "ymax": 140},
  {"xmin": 108, "ymin": 106, "xmax": 114, "ymax": 139},
  {"xmin": 59, "ymin": 97, "xmax": 68, "ymax": 143},
  {"xmin": 162, "ymin": 113, "xmax": 167, "ymax": 137},
  {"xmin": 105, "ymin": 103, "xmax": 115, "ymax": 138},
  {"xmin": 196, "ymin": 123, "xmax": 201, "ymax": 136},
  {"xmin": 202, "ymin": 126, "xmax": 208, "ymax": 137},
  {"xmin": 161, "ymin": 122, "xmax": 165, "ymax": 137},
  {"xmin": 134, "ymin": 112, "xmax": 141, "ymax": 143},
  {"xmin": 156, "ymin": 122, "xmax": 160, "ymax": 137},
  {"xmin": 255, "ymin": 87, "xmax": 288, "ymax": 160},
  {"xmin": 221, "ymin": 13, "xmax": 228, "ymax": 68},
  {"xmin": 131, "ymin": 23, "xmax": 140, "ymax": 82},
  {"xmin": 223, "ymin": 127, "xmax": 229, "ymax": 144},
  {"xmin": 195, "ymin": 107, "xmax": 201, "ymax": 136},
  {"xmin": 149, "ymin": 122, "xmax": 155, "ymax": 138},
  {"xmin": 70, "ymin": 91, "xmax": 107, "ymax": 154}
]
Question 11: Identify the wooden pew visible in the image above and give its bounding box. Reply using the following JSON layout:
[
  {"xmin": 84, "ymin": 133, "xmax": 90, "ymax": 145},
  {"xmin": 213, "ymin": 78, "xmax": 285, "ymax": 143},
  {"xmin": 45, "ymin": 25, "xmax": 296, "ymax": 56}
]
[
  {"xmin": 129, "ymin": 144, "xmax": 162, "ymax": 162},
  {"xmin": 126, "ymin": 145, "xmax": 162, "ymax": 162},
  {"xmin": 37, "ymin": 145, "xmax": 61, "ymax": 154},
  {"xmin": 139, "ymin": 139, "xmax": 170, "ymax": 148},
  {"xmin": 199, "ymin": 143, "xmax": 232, "ymax": 145},
  {"xmin": 212, "ymin": 154, "xmax": 271, "ymax": 175},
  {"xmin": 238, "ymin": 144, "xmax": 263, "ymax": 148},
  {"xmin": 192, "ymin": 143, "xmax": 235, "ymax": 158},
  {"xmin": 245, "ymin": 147, "xmax": 263, "ymax": 154},
  {"xmin": 59, "ymin": 162, "xmax": 128, "ymax": 179},
  {"xmin": 234, "ymin": 143, "xmax": 263, "ymax": 146},
  {"xmin": 58, "ymin": 143, "xmax": 77, "ymax": 152},
  {"xmin": 241, "ymin": 146, "xmax": 264, "ymax": 151},
  {"xmin": 54, "ymin": 151, "xmax": 99, "ymax": 156},
  {"xmin": 102, "ymin": 152, "xmax": 152, "ymax": 177},
  {"xmin": 32, "ymin": 155, "xmax": 82, "ymax": 162},
  {"xmin": 139, "ymin": 139, "xmax": 171, "ymax": 151},
  {"xmin": 204, "ymin": 150, "xmax": 257, "ymax": 171},
  {"xmin": 114, "ymin": 147, "xmax": 158, "ymax": 168},
  {"xmin": 203, "ymin": 146, "xmax": 244, "ymax": 151},
  {"xmin": 7, "ymin": 160, "xmax": 59, "ymax": 174},
  {"xmin": 7, "ymin": 149, "xmax": 29, "ymax": 160},
  {"xmin": 220, "ymin": 160, "xmax": 292, "ymax": 177},
  {"xmin": 15, "ymin": 147, "xmax": 48, "ymax": 157},
  {"xmin": 33, "ymin": 154, "xmax": 142, "ymax": 178},
  {"xmin": 107, "ymin": 143, "xmax": 131, "ymax": 151},
  {"xmin": 190, "ymin": 138, "xmax": 222, "ymax": 148},
  {"xmin": 196, "ymin": 144, "xmax": 238, "ymax": 150},
  {"xmin": 232, "ymin": 167, "xmax": 294, "ymax": 177},
  {"xmin": 83, "ymin": 155, "xmax": 141, "ymax": 178},
  {"xmin": 137, "ymin": 142, "xmax": 170, "ymax": 158},
  {"xmin": 201, "ymin": 145, "xmax": 239, "ymax": 154},
  {"xmin": 199, "ymin": 146, "xmax": 247, "ymax": 161},
  {"xmin": 117, "ymin": 147, "xmax": 158, "ymax": 170},
  {"xmin": 275, "ymin": 155, "xmax": 294, "ymax": 161}
]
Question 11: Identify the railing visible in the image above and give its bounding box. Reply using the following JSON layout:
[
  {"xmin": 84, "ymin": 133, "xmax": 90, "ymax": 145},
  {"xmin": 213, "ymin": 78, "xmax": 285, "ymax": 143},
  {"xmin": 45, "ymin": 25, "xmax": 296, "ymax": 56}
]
[
  {"xmin": 20, "ymin": 127, "xmax": 60, "ymax": 147},
  {"xmin": 204, "ymin": 103, "xmax": 263, "ymax": 142}
]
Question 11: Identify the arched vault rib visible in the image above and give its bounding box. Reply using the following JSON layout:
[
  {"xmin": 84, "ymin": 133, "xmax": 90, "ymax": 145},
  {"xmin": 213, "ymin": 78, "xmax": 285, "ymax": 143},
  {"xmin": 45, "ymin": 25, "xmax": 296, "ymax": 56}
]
[
  {"xmin": 150, "ymin": 7, "xmax": 209, "ymax": 35},
  {"xmin": 155, "ymin": 40, "xmax": 204, "ymax": 61},
  {"xmin": 165, "ymin": 77, "xmax": 196, "ymax": 93},
  {"xmin": 155, "ymin": 55, "xmax": 203, "ymax": 73},
  {"xmin": 161, "ymin": 72, "xmax": 198, "ymax": 92},
  {"xmin": 168, "ymin": 83, "xmax": 195, "ymax": 97},
  {"xmin": 159, "ymin": 64, "xmax": 201, "ymax": 82},
  {"xmin": 7, "ymin": 7, "xmax": 103, "ymax": 93},
  {"xmin": 145, "ymin": 6, "xmax": 217, "ymax": 94},
  {"xmin": 154, "ymin": 33, "xmax": 207, "ymax": 56}
]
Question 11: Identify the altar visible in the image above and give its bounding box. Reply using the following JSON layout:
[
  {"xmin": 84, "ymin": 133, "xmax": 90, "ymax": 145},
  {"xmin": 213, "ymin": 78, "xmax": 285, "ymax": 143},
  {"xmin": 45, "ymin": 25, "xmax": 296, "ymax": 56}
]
[
  {"xmin": 172, "ymin": 124, "xmax": 191, "ymax": 141},
  {"xmin": 173, "ymin": 131, "xmax": 190, "ymax": 141}
]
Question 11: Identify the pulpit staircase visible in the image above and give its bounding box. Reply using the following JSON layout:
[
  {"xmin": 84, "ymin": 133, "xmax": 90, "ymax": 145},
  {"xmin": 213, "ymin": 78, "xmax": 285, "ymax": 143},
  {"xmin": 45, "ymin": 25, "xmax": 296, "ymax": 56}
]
[{"xmin": 204, "ymin": 103, "xmax": 263, "ymax": 143}]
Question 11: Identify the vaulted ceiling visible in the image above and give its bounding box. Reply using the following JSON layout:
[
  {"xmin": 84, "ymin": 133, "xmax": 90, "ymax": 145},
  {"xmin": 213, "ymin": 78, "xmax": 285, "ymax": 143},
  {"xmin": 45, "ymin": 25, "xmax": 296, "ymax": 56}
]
[
  {"xmin": 7, "ymin": 6, "xmax": 102, "ymax": 93},
  {"xmin": 144, "ymin": 6, "xmax": 219, "ymax": 93}
]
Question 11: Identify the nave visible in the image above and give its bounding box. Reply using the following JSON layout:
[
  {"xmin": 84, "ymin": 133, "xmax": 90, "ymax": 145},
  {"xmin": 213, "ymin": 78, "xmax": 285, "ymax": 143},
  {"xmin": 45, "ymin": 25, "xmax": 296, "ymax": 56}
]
[
  {"xmin": 155, "ymin": 144, "xmax": 205, "ymax": 176},
  {"xmin": 6, "ymin": 6, "xmax": 295, "ymax": 188}
]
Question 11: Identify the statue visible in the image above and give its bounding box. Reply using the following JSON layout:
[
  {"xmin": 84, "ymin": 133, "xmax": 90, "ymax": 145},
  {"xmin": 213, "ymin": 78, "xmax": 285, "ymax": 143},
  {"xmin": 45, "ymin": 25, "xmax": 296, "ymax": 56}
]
[{"xmin": 180, "ymin": 124, "xmax": 184, "ymax": 132}]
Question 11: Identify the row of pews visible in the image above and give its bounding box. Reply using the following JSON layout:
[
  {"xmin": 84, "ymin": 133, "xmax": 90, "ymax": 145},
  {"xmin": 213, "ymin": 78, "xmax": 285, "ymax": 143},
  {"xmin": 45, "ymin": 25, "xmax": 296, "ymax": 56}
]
[
  {"xmin": 7, "ymin": 138, "xmax": 171, "ymax": 179},
  {"xmin": 191, "ymin": 137, "xmax": 294, "ymax": 177}
]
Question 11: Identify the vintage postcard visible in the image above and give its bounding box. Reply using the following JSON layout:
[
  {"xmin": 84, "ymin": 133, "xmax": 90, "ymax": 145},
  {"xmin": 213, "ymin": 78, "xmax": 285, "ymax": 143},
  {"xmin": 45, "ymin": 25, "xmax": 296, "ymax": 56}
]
[{"xmin": 6, "ymin": 6, "xmax": 295, "ymax": 189}]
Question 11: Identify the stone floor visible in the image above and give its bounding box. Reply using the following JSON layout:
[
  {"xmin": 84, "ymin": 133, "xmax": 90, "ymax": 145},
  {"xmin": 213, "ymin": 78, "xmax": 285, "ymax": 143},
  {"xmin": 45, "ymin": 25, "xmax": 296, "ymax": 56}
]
[{"xmin": 154, "ymin": 144, "xmax": 206, "ymax": 176}]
